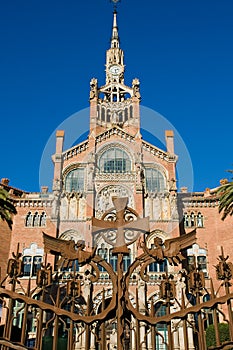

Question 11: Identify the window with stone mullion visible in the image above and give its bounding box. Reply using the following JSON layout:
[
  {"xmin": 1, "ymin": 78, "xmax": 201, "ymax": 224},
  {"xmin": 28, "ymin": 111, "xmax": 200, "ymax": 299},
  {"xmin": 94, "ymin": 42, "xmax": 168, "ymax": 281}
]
[{"xmin": 65, "ymin": 169, "xmax": 84, "ymax": 192}]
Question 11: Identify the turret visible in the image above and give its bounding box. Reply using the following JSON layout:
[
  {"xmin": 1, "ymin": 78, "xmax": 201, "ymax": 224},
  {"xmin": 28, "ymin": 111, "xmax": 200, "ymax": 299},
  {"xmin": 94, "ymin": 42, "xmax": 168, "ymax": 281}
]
[{"xmin": 89, "ymin": 10, "xmax": 141, "ymax": 134}]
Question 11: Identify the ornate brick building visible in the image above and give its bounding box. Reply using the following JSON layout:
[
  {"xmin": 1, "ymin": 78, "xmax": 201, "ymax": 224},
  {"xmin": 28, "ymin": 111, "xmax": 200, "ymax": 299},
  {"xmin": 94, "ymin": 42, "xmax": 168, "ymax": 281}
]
[{"xmin": 0, "ymin": 9, "xmax": 232, "ymax": 349}]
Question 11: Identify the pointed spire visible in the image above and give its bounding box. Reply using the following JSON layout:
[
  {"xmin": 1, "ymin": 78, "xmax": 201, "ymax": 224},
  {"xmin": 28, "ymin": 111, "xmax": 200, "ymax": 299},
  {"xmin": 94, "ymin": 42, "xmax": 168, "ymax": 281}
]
[{"xmin": 111, "ymin": 10, "xmax": 120, "ymax": 48}]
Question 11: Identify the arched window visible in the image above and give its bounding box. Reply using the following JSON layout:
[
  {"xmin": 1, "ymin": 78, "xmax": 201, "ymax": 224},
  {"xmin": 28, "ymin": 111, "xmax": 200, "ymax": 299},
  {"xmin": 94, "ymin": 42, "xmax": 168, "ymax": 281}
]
[
  {"xmin": 197, "ymin": 212, "xmax": 204, "ymax": 227},
  {"xmin": 65, "ymin": 168, "xmax": 84, "ymax": 192},
  {"xmin": 33, "ymin": 212, "xmax": 40, "ymax": 227},
  {"xmin": 190, "ymin": 212, "xmax": 195, "ymax": 227},
  {"xmin": 99, "ymin": 148, "xmax": 131, "ymax": 173},
  {"xmin": 124, "ymin": 107, "xmax": 128, "ymax": 121},
  {"xmin": 25, "ymin": 212, "xmax": 33, "ymax": 227},
  {"xmin": 129, "ymin": 105, "xmax": 133, "ymax": 118},
  {"xmin": 145, "ymin": 168, "xmax": 165, "ymax": 192},
  {"xmin": 101, "ymin": 106, "xmax": 106, "ymax": 121},
  {"xmin": 184, "ymin": 212, "xmax": 204, "ymax": 228},
  {"xmin": 40, "ymin": 212, "xmax": 46, "ymax": 227}
]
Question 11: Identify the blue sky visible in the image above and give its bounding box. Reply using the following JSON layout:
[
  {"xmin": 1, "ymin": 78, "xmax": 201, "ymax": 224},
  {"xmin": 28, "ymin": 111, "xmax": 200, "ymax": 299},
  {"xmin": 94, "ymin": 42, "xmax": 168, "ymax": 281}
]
[{"xmin": 0, "ymin": 0, "xmax": 232, "ymax": 192}]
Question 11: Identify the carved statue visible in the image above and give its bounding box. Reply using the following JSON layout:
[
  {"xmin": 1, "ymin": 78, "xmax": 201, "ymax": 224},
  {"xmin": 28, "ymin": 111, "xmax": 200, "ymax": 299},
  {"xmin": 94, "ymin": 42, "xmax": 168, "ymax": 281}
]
[
  {"xmin": 89, "ymin": 78, "xmax": 98, "ymax": 100},
  {"xmin": 132, "ymin": 78, "xmax": 141, "ymax": 100},
  {"xmin": 43, "ymin": 232, "xmax": 96, "ymax": 267}
]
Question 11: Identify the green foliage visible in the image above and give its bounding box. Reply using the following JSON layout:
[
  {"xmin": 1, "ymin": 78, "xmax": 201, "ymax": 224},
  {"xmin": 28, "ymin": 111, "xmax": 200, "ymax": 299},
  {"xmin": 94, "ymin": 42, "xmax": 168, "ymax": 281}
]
[
  {"xmin": 217, "ymin": 170, "xmax": 233, "ymax": 220},
  {"xmin": 0, "ymin": 188, "xmax": 17, "ymax": 229},
  {"xmin": 206, "ymin": 323, "xmax": 230, "ymax": 348}
]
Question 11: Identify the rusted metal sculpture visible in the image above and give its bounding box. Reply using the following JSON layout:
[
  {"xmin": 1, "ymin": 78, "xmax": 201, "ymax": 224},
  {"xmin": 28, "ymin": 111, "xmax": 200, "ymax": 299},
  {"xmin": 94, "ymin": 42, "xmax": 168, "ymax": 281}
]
[
  {"xmin": 43, "ymin": 232, "xmax": 97, "ymax": 267},
  {"xmin": 0, "ymin": 199, "xmax": 233, "ymax": 350},
  {"xmin": 141, "ymin": 229, "xmax": 196, "ymax": 265}
]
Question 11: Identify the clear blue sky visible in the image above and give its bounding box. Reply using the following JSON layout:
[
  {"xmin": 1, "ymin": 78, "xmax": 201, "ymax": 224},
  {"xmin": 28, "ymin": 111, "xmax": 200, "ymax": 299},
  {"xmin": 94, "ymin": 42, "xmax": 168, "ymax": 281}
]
[{"xmin": 0, "ymin": 0, "xmax": 232, "ymax": 192}]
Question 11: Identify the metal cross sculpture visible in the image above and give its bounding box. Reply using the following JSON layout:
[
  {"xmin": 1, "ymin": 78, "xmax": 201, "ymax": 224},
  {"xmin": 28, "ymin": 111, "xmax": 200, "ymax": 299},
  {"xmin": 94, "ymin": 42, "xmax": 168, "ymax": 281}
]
[
  {"xmin": 92, "ymin": 197, "xmax": 149, "ymax": 254},
  {"xmin": 110, "ymin": 0, "xmax": 121, "ymax": 11}
]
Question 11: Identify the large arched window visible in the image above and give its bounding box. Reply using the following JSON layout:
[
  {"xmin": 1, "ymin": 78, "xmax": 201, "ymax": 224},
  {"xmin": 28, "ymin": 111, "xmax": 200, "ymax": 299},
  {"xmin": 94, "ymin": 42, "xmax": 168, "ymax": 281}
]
[
  {"xmin": 99, "ymin": 148, "xmax": 131, "ymax": 173},
  {"xmin": 65, "ymin": 168, "xmax": 84, "ymax": 192},
  {"xmin": 145, "ymin": 168, "xmax": 165, "ymax": 192}
]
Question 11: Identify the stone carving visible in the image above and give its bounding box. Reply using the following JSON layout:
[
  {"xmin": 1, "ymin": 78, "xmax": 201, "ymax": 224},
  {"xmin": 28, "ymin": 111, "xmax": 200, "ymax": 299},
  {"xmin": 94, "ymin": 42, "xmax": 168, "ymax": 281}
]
[
  {"xmin": 87, "ymin": 164, "xmax": 94, "ymax": 190},
  {"xmin": 162, "ymin": 197, "xmax": 170, "ymax": 220},
  {"xmin": 52, "ymin": 190, "xmax": 60, "ymax": 218},
  {"xmin": 95, "ymin": 185, "xmax": 133, "ymax": 219},
  {"xmin": 153, "ymin": 196, "xmax": 161, "ymax": 220},
  {"xmin": 132, "ymin": 78, "xmax": 141, "ymax": 100},
  {"xmin": 69, "ymin": 197, "xmax": 77, "ymax": 219},
  {"xmin": 60, "ymin": 196, "xmax": 68, "ymax": 220},
  {"xmin": 89, "ymin": 78, "xmax": 98, "ymax": 100},
  {"xmin": 78, "ymin": 197, "xmax": 86, "ymax": 220}
]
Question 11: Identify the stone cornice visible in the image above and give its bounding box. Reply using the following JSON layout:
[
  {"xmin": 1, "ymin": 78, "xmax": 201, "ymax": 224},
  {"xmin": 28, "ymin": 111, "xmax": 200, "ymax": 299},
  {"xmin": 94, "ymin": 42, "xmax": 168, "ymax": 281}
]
[
  {"xmin": 142, "ymin": 140, "xmax": 177, "ymax": 162},
  {"xmin": 63, "ymin": 140, "xmax": 89, "ymax": 160},
  {"xmin": 15, "ymin": 197, "xmax": 52, "ymax": 208},
  {"xmin": 95, "ymin": 126, "xmax": 135, "ymax": 144}
]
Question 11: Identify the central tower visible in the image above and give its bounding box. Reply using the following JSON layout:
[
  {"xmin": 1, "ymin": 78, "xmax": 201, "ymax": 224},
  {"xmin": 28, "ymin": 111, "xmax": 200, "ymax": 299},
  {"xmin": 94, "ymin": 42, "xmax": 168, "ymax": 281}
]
[{"xmin": 89, "ymin": 10, "xmax": 141, "ymax": 135}]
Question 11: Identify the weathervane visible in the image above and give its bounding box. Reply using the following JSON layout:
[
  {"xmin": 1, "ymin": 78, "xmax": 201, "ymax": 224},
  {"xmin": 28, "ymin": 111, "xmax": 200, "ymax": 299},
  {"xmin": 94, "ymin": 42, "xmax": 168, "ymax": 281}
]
[{"xmin": 110, "ymin": 0, "xmax": 121, "ymax": 11}]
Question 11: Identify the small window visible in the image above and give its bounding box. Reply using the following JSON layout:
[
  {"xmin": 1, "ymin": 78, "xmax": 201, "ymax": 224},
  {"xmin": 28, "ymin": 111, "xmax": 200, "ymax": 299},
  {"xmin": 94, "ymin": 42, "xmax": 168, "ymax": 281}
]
[
  {"xmin": 22, "ymin": 255, "xmax": 42, "ymax": 277},
  {"xmin": 101, "ymin": 106, "xmax": 106, "ymax": 122},
  {"xmin": 40, "ymin": 212, "xmax": 46, "ymax": 227},
  {"xmin": 197, "ymin": 212, "xmax": 204, "ymax": 227},
  {"xmin": 23, "ymin": 256, "xmax": 32, "ymax": 276},
  {"xmin": 129, "ymin": 105, "xmax": 133, "ymax": 118},
  {"xmin": 197, "ymin": 256, "xmax": 207, "ymax": 271},
  {"xmin": 33, "ymin": 212, "xmax": 40, "ymax": 227},
  {"xmin": 65, "ymin": 168, "xmax": 84, "ymax": 192},
  {"xmin": 25, "ymin": 212, "xmax": 33, "ymax": 227},
  {"xmin": 32, "ymin": 256, "xmax": 42, "ymax": 276},
  {"xmin": 190, "ymin": 213, "xmax": 195, "ymax": 227},
  {"xmin": 184, "ymin": 212, "xmax": 204, "ymax": 228}
]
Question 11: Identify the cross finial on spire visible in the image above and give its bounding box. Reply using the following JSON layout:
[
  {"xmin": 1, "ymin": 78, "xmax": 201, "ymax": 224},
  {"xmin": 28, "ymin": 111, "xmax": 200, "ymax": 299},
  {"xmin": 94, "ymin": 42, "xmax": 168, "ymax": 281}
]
[{"xmin": 110, "ymin": 0, "xmax": 121, "ymax": 11}]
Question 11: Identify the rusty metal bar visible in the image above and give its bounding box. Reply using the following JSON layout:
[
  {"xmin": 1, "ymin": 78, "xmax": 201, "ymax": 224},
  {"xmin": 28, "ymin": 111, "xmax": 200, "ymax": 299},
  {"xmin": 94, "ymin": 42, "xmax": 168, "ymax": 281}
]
[
  {"xmin": 101, "ymin": 290, "xmax": 106, "ymax": 350},
  {"xmin": 68, "ymin": 297, "xmax": 75, "ymax": 350},
  {"xmin": 181, "ymin": 291, "xmax": 189, "ymax": 350},
  {"xmin": 117, "ymin": 253, "xmax": 124, "ymax": 350},
  {"xmin": 36, "ymin": 289, "xmax": 45, "ymax": 350},
  {"xmin": 196, "ymin": 292, "xmax": 206, "ymax": 350},
  {"xmin": 85, "ymin": 295, "xmax": 91, "ymax": 350},
  {"xmin": 135, "ymin": 290, "xmax": 140, "ymax": 350},
  {"xmin": 52, "ymin": 285, "xmax": 61, "ymax": 350},
  {"xmin": 20, "ymin": 279, "xmax": 31, "ymax": 346},
  {"xmin": 150, "ymin": 298, "xmax": 156, "ymax": 350},
  {"xmin": 210, "ymin": 279, "xmax": 221, "ymax": 347},
  {"xmin": 166, "ymin": 300, "xmax": 173, "ymax": 350},
  {"xmin": 225, "ymin": 283, "xmax": 233, "ymax": 341}
]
